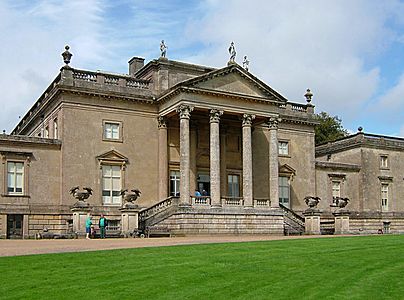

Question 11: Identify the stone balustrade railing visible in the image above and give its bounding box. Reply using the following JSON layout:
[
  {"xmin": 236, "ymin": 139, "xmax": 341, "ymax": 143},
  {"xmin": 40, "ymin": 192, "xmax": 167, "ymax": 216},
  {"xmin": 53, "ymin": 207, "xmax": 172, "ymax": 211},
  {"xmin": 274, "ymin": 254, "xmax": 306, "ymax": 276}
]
[
  {"xmin": 279, "ymin": 102, "xmax": 314, "ymax": 114},
  {"xmin": 191, "ymin": 196, "xmax": 211, "ymax": 205},
  {"xmin": 139, "ymin": 196, "xmax": 178, "ymax": 221},
  {"xmin": 70, "ymin": 69, "xmax": 150, "ymax": 90},
  {"xmin": 253, "ymin": 198, "xmax": 271, "ymax": 207},
  {"xmin": 222, "ymin": 196, "xmax": 244, "ymax": 206}
]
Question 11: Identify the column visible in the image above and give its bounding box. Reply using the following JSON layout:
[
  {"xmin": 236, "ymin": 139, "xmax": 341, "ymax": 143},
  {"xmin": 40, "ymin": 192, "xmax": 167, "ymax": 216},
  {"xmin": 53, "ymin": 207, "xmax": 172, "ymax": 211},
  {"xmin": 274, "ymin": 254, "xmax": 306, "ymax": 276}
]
[
  {"xmin": 190, "ymin": 122, "xmax": 197, "ymax": 194},
  {"xmin": 220, "ymin": 126, "xmax": 227, "ymax": 198},
  {"xmin": 210, "ymin": 109, "xmax": 223, "ymax": 206},
  {"xmin": 176, "ymin": 104, "xmax": 194, "ymax": 205},
  {"xmin": 158, "ymin": 116, "xmax": 168, "ymax": 200},
  {"xmin": 242, "ymin": 114, "xmax": 255, "ymax": 207},
  {"xmin": 268, "ymin": 117, "xmax": 280, "ymax": 208}
]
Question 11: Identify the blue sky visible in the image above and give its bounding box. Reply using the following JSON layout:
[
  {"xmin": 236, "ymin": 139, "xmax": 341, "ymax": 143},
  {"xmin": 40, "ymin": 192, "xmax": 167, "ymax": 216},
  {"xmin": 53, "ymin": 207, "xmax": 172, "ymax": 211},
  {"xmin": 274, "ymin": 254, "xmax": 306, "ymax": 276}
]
[{"xmin": 1, "ymin": 0, "xmax": 404, "ymax": 136}]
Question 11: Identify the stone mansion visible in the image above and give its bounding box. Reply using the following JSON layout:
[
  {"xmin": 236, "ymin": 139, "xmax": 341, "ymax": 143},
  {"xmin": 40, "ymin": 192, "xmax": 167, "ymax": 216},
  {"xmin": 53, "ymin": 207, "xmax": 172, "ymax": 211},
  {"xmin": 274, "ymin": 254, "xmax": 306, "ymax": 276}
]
[{"xmin": 1, "ymin": 46, "xmax": 403, "ymax": 238}]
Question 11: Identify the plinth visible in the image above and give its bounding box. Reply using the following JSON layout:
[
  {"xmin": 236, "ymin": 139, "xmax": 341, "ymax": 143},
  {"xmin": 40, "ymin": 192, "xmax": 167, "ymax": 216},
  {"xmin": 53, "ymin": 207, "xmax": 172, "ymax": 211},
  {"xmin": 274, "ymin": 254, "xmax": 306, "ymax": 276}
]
[
  {"xmin": 71, "ymin": 201, "xmax": 92, "ymax": 236},
  {"xmin": 120, "ymin": 204, "xmax": 141, "ymax": 237},
  {"xmin": 333, "ymin": 209, "xmax": 350, "ymax": 235},
  {"xmin": 303, "ymin": 208, "xmax": 321, "ymax": 235}
]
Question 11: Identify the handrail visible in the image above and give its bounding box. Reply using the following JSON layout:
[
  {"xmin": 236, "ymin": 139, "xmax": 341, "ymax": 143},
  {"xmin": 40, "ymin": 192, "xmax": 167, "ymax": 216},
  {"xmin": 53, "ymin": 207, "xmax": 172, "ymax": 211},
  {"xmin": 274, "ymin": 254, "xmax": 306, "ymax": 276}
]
[{"xmin": 139, "ymin": 196, "xmax": 179, "ymax": 221}]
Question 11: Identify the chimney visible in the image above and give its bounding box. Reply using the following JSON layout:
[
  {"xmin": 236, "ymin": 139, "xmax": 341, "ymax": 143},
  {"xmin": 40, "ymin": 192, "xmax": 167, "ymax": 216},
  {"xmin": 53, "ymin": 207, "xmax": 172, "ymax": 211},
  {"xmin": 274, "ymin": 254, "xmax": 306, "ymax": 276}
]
[{"xmin": 128, "ymin": 57, "xmax": 145, "ymax": 76}]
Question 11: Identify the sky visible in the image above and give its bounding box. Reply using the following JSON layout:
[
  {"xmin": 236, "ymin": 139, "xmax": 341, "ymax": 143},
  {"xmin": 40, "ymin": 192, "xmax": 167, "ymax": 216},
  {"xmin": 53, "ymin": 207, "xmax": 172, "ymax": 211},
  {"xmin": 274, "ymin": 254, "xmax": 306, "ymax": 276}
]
[{"xmin": 1, "ymin": 0, "xmax": 404, "ymax": 136}]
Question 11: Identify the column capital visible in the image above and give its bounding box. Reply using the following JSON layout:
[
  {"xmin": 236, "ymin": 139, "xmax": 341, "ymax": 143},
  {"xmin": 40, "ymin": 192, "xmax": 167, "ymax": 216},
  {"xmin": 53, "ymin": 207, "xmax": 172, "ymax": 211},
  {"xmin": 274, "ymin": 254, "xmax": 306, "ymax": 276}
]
[
  {"xmin": 176, "ymin": 104, "xmax": 194, "ymax": 119},
  {"xmin": 267, "ymin": 117, "xmax": 282, "ymax": 129},
  {"xmin": 210, "ymin": 109, "xmax": 224, "ymax": 123},
  {"xmin": 157, "ymin": 116, "xmax": 167, "ymax": 129},
  {"xmin": 242, "ymin": 114, "xmax": 255, "ymax": 127}
]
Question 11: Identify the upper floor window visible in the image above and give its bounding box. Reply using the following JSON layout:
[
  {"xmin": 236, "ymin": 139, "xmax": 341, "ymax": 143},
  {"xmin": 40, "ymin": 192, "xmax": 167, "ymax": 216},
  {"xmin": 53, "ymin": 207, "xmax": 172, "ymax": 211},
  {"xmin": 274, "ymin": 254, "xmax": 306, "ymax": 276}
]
[
  {"xmin": 380, "ymin": 155, "xmax": 389, "ymax": 169},
  {"xmin": 278, "ymin": 141, "xmax": 289, "ymax": 156},
  {"xmin": 53, "ymin": 118, "xmax": 58, "ymax": 139},
  {"xmin": 102, "ymin": 165, "xmax": 121, "ymax": 205},
  {"xmin": 44, "ymin": 126, "xmax": 49, "ymax": 138},
  {"xmin": 103, "ymin": 121, "xmax": 122, "ymax": 141},
  {"xmin": 381, "ymin": 183, "xmax": 389, "ymax": 212},
  {"xmin": 7, "ymin": 162, "xmax": 24, "ymax": 195}
]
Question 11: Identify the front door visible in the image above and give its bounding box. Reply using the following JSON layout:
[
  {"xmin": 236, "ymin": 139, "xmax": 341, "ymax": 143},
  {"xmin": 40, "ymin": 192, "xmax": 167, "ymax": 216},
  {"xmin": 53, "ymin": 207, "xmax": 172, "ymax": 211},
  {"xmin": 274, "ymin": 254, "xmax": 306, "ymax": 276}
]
[{"xmin": 7, "ymin": 214, "xmax": 23, "ymax": 239}]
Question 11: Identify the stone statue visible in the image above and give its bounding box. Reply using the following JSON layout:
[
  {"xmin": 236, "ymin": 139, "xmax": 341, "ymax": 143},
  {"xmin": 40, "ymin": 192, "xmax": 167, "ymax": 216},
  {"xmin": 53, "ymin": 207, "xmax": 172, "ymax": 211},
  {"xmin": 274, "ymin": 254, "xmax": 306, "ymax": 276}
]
[
  {"xmin": 69, "ymin": 186, "xmax": 93, "ymax": 207},
  {"xmin": 121, "ymin": 188, "xmax": 142, "ymax": 208},
  {"xmin": 242, "ymin": 55, "xmax": 249, "ymax": 71},
  {"xmin": 332, "ymin": 197, "xmax": 349, "ymax": 208},
  {"xmin": 304, "ymin": 196, "xmax": 321, "ymax": 208},
  {"xmin": 228, "ymin": 42, "xmax": 236, "ymax": 62},
  {"xmin": 160, "ymin": 40, "xmax": 167, "ymax": 58}
]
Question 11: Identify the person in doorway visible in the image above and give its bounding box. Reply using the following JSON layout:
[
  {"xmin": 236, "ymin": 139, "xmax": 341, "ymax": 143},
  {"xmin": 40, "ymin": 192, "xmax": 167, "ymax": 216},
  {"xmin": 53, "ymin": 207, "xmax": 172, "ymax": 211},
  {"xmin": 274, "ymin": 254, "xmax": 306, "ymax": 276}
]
[
  {"xmin": 202, "ymin": 189, "xmax": 208, "ymax": 196},
  {"xmin": 85, "ymin": 213, "xmax": 92, "ymax": 239},
  {"xmin": 195, "ymin": 190, "xmax": 201, "ymax": 196},
  {"xmin": 99, "ymin": 214, "xmax": 108, "ymax": 239}
]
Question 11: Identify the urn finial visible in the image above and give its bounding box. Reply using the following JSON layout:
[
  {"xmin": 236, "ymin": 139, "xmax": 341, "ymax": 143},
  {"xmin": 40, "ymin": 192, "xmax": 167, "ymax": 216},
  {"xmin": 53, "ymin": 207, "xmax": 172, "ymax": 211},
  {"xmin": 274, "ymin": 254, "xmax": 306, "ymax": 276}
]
[{"xmin": 62, "ymin": 45, "xmax": 73, "ymax": 66}]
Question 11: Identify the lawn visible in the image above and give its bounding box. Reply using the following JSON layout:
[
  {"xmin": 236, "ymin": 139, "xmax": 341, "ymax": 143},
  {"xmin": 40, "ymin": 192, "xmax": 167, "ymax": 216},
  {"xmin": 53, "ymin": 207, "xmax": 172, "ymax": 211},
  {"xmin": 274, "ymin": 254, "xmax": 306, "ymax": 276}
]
[{"xmin": 0, "ymin": 235, "xmax": 403, "ymax": 299}]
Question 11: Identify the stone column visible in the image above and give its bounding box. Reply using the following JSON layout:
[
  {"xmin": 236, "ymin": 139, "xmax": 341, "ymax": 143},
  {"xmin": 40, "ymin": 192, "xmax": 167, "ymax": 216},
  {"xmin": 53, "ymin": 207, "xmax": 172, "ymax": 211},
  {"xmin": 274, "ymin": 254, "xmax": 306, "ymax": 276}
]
[
  {"xmin": 333, "ymin": 209, "xmax": 350, "ymax": 235},
  {"xmin": 0, "ymin": 214, "xmax": 6, "ymax": 239},
  {"xmin": 190, "ymin": 122, "xmax": 197, "ymax": 194},
  {"xmin": 177, "ymin": 104, "xmax": 194, "ymax": 206},
  {"xmin": 210, "ymin": 109, "xmax": 223, "ymax": 207},
  {"xmin": 242, "ymin": 114, "xmax": 255, "ymax": 207},
  {"xmin": 303, "ymin": 208, "xmax": 321, "ymax": 235},
  {"xmin": 220, "ymin": 126, "xmax": 227, "ymax": 198},
  {"xmin": 268, "ymin": 117, "xmax": 280, "ymax": 208},
  {"xmin": 158, "ymin": 116, "xmax": 168, "ymax": 200}
]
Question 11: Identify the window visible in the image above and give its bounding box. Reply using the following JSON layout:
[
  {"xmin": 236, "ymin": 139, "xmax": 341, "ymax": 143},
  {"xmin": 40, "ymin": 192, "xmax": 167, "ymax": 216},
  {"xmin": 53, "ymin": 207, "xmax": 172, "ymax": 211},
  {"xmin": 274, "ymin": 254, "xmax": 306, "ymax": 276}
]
[
  {"xmin": 53, "ymin": 119, "xmax": 58, "ymax": 139},
  {"xmin": 103, "ymin": 121, "xmax": 122, "ymax": 141},
  {"xmin": 279, "ymin": 176, "xmax": 290, "ymax": 208},
  {"xmin": 227, "ymin": 174, "xmax": 240, "ymax": 197},
  {"xmin": 380, "ymin": 155, "xmax": 388, "ymax": 169},
  {"xmin": 44, "ymin": 126, "xmax": 49, "ymax": 138},
  {"xmin": 332, "ymin": 181, "xmax": 341, "ymax": 199},
  {"xmin": 170, "ymin": 170, "xmax": 180, "ymax": 196},
  {"xmin": 381, "ymin": 184, "xmax": 389, "ymax": 212},
  {"xmin": 278, "ymin": 141, "xmax": 289, "ymax": 155},
  {"xmin": 102, "ymin": 165, "xmax": 121, "ymax": 205},
  {"xmin": 7, "ymin": 162, "xmax": 24, "ymax": 195},
  {"xmin": 106, "ymin": 219, "xmax": 120, "ymax": 231}
]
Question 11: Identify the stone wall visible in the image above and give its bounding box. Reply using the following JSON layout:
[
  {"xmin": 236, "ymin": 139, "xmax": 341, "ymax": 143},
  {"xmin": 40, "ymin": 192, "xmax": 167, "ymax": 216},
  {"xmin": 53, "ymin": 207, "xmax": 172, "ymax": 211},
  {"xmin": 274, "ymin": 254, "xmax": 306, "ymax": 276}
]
[
  {"xmin": 28, "ymin": 214, "xmax": 72, "ymax": 237},
  {"xmin": 157, "ymin": 209, "xmax": 284, "ymax": 235}
]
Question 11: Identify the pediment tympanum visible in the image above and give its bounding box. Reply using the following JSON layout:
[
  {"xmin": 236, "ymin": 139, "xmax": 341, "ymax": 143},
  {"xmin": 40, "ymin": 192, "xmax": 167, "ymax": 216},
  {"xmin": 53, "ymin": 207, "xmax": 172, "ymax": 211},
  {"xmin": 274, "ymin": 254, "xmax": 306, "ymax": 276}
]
[
  {"xmin": 279, "ymin": 164, "xmax": 296, "ymax": 178},
  {"xmin": 173, "ymin": 64, "xmax": 287, "ymax": 103},
  {"xmin": 96, "ymin": 149, "xmax": 128, "ymax": 168}
]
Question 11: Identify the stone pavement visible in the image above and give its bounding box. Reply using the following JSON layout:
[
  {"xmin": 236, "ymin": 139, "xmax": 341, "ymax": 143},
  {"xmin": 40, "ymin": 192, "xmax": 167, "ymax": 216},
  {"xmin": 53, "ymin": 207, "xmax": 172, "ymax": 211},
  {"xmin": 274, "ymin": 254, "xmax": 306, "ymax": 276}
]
[{"xmin": 0, "ymin": 235, "xmax": 335, "ymax": 257}]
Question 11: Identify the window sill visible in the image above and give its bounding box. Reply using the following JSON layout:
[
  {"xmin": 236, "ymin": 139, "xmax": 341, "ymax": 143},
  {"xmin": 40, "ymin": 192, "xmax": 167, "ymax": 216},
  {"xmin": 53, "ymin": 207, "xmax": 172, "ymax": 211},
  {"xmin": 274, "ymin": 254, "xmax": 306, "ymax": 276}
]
[
  {"xmin": 1, "ymin": 194, "xmax": 30, "ymax": 198},
  {"xmin": 279, "ymin": 154, "xmax": 291, "ymax": 158},
  {"xmin": 102, "ymin": 138, "xmax": 123, "ymax": 143}
]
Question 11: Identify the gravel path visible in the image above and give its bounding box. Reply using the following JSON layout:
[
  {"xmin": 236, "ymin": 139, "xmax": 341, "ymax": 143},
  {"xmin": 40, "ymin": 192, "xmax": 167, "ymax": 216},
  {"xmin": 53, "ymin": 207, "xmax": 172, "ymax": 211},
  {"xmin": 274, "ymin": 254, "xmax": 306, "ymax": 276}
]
[{"xmin": 0, "ymin": 235, "xmax": 335, "ymax": 257}]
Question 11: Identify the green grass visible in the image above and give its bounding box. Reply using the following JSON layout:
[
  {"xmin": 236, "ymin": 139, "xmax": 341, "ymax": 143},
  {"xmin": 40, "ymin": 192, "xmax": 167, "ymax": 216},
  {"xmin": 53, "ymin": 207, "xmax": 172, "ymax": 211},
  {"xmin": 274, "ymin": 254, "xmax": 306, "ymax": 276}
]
[{"xmin": 1, "ymin": 235, "xmax": 403, "ymax": 299}]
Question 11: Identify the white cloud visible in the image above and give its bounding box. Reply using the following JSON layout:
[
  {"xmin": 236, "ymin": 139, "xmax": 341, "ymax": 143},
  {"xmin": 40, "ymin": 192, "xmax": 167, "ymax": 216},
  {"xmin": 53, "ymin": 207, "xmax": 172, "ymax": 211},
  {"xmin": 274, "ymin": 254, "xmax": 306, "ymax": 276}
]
[{"xmin": 184, "ymin": 0, "xmax": 402, "ymax": 124}]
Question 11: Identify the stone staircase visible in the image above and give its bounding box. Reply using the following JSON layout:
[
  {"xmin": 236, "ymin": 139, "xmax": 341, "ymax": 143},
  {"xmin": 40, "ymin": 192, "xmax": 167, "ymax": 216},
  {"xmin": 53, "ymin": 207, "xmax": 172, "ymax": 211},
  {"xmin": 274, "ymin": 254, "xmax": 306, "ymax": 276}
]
[
  {"xmin": 280, "ymin": 204, "xmax": 305, "ymax": 235},
  {"xmin": 138, "ymin": 196, "xmax": 180, "ymax": 230}
]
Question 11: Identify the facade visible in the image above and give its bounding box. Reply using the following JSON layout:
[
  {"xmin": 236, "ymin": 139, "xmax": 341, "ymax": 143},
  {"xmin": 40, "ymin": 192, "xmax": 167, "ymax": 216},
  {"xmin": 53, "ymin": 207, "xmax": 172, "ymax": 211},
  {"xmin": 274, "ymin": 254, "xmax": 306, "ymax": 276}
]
[{"xmin": 0, "ymin": 48, "xmax": 403, "ymax": 238}]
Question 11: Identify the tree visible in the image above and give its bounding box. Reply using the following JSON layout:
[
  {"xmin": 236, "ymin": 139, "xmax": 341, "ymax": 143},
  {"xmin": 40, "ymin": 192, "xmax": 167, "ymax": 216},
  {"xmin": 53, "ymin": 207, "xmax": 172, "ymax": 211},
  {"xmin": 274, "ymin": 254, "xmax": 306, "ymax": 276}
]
[{"xmin": 315, "ymin": 112, "xmax": 348, "ymax": 145}]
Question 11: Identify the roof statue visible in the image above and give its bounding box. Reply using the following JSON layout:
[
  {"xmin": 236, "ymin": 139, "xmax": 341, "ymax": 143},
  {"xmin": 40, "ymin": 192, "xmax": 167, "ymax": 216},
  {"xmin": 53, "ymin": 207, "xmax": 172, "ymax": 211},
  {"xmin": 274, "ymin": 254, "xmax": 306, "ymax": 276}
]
[
  {"xmin": 242, "ymin": 55, "xmax": 249, "ymax": 71},
  {"xmin": 228, "ymin": 42, "xmax": 236, "ymax": 64},
  {"xmin": 160, "ymin": 40, "xmax": 167, "ymax": 58}
]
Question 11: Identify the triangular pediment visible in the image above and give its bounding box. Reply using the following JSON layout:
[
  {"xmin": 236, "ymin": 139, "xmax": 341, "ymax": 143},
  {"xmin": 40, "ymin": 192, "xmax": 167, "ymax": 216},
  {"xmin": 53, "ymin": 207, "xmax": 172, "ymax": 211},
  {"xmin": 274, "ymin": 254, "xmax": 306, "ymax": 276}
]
[
  {"xmin": 96, "ymin": 150, "xmax": 128, "ymax": 162},
  {"xmin": 179, "ymin": 64, "xmax": 287, "ymax": 102},
  {"xmin": 279, "ymin": 164, "xmax": 296, "ymax": 175}
]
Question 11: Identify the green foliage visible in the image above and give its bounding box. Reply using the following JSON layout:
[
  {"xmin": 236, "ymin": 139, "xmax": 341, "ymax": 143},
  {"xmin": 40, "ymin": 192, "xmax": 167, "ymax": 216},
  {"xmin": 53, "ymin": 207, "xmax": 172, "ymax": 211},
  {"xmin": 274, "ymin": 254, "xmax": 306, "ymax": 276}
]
[
  {"xmin": 1, "ymin": 235, "xmax": 404, "ymax": 299},
  {"xmin": 315, "ymin": 111, "xmax": 348, "ymax": 145}
]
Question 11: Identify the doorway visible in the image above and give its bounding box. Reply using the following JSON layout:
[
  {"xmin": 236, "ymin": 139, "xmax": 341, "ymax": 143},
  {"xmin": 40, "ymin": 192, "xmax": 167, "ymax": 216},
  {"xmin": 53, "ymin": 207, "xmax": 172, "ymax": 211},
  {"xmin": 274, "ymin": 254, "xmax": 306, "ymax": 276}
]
[
  {"xmin": 197, "ymin": 173, "xmax": 210, "ymax": 196},
  {"xmin": 7, "ymin": 214, "xmax": 23, "ymax": 239}
]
